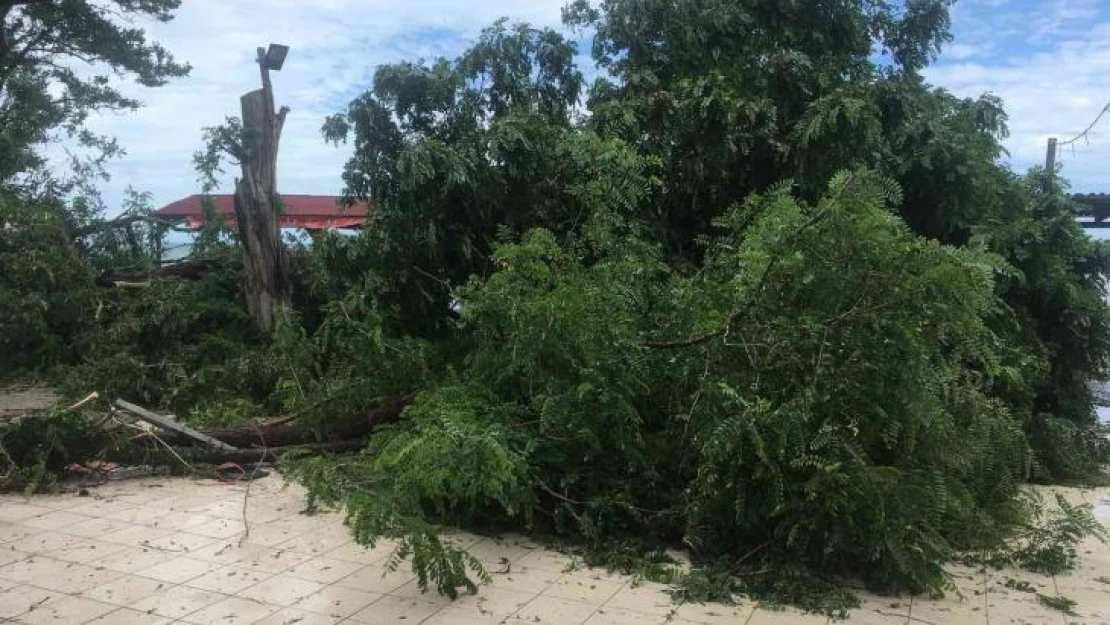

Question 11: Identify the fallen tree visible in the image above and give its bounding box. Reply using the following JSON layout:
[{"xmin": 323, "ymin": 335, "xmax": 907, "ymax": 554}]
[
  {"xmin": 0, "ymin": 394, "xmax": 413, "ymax": 492},
  {"xmin": 148, "ymin": 393, "xmax": 413, "ymax": 449}
]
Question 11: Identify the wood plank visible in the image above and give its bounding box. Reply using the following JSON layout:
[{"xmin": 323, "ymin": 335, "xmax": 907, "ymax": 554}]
[{"xmin": 115, "ymin": 400, "xmax": 239, "ymax": 451}]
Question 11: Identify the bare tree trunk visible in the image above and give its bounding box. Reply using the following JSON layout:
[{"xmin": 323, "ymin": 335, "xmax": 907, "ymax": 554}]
[{"xmin": 234, "ymin": 47, "xmax": 292, "ymax": 334}]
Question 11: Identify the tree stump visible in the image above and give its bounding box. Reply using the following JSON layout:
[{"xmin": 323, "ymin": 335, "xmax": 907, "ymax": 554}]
[{"xmin": 233, "ymin": 47, "xmax": 292, "ymax": 334}]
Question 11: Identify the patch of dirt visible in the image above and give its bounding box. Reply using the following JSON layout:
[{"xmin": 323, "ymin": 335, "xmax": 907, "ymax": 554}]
[{"xmin": 0, "ymin": 381, "xmax": 58, "ymax": 420}]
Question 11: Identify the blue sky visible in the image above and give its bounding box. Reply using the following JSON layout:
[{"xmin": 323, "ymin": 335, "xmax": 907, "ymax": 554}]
[
  {"xmin": 71, "ymin": 0, "xmax": 1110, "ymax": 214},
  {"xmin": 925, "ymin": 0, "xmax": 1110, "ymax": 195}
]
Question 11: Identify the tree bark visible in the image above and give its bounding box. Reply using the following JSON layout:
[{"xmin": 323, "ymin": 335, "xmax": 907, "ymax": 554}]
[{"xmin": 234, "ymin": 47, "xmax": 292, "ymax": 335}]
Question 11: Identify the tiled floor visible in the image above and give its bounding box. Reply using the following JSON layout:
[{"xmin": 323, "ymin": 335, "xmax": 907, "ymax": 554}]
[{"xmin": 0, "ymin": 476, "xmax": 1106, "ymax": 624}]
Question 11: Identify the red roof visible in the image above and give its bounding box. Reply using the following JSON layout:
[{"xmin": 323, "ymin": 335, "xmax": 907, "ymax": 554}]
[{"xmin": 156, "ymin": 194, "xmax": 370, "ymax": 230}]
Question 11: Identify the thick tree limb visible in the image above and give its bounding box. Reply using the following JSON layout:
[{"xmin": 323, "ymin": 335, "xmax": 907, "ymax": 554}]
[
  {"xmin": 73, "ymin": 214, "xmax": 187, "ymax": 237},
  {"xmin": 95, "ymin": 257, "xmax": 230, "ymax": 287},
  {"xmin": 145, "ymin": 394, "xmax": 413, "ymax": 449}
]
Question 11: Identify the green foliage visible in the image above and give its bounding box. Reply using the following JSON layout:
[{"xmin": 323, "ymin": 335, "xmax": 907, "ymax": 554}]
[
  {"xmin": 565, "ymin": 0, "xmax": 954, "ymax": 257},
  {"xmin": 562, "ymin": 0, "xmax": 1110, "ymax": 480},
  {"xmin": 79, "ymin": 187, "xmax": 169, "ymax": 273},
  {"xmin": 283, "ymin": 385, "xmax": 533, "ymax": 597},
  {"xmin": 1036, "ymin": 593, "xmax": 1078, "ymax": 615},
  {"xmin": 323, "ymin": 20, "xmax": 653, "ymax": 335},
  {"xmin": 3, "ymin": 0, "xmax": 1109, "ymax": 615},
  {"xmin": 1011, "ymin": 494, "xmax": 1107, "ymax": 575},
  {"xmin": 674, "ymin": 172, "xmax": 1030, "ymax": 595},
  {"xmin": 980, "ymin": 175, "xmax": 1110, "ymax": 479},
  {"xmin": 0, "ymin": 409, "xmax": 105, "ymax": 494},
  {"xmin": 1002, "ymin": 578, "xmax": 1035, "ymax": 593},
  {"xmin": 56, "ymin": 265, "xmax": 270, "ymax": 412},
  {"xmin": 288, "ymin": 171, "xmax": 1045, "ymax": 608},
  {"xmin": 968, "ymin": 492, "xmax": 1107, "ymax": 578},
  {"xmin": 267, "ymin": 297, "xmax": 435, "ymax": 431},
  {"xmin": 0, "ymin": 191, "xmax": 96, "ymax": 374}
]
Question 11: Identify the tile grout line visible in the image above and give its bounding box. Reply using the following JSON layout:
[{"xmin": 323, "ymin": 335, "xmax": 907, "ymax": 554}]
[
  {"xmin": 480, "ymin": 563, "xmax": 567, "ymax": 625},
  {"xmin": 575, "ymin": 577, "xmax": 629, "ymax": 624}
]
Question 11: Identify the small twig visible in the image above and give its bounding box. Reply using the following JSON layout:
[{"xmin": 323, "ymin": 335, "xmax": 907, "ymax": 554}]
[
  {"xmin": 411, "ymin": 264, "xmax": 453, "ymax": 289},
  {"xmin": 239, "ymin": 427, "xmax": 267, "ymax": 547},
  {"xmin": 0, "ymin": 437, "xmax": 14, "ymax": 482},
  {"xmin": 535, "ymin": 477, "xmax": 666, "ymax": 516},
  {"xmin": 812, "ymin": 325, "xmax": 830, "ymax": 391},
  {"xmin": 1050, "ymin": 574, "xmax": 1066, "ymax": 625},
  {"xmin": 63, "ymin": 392, "xmax": 99, "ymax": 413},
  {"xmin": 120, "ymin": 420, "xmax": 195, "ymax": 473},
  {"xmin": 730, "ymin": 539, "xmax": 775, "ymax": 572}
]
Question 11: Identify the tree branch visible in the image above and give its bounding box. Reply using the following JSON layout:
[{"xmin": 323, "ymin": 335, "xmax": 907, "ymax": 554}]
[
  {"xmin": 645, "ymin": 173, "xmax": 855, "ymax": 349},
  {"xmin": 95, "ymin": 256, "xmax": 231, "ymax": 287},
  {"xmin": 72, "ymin": 213, "xmax": 185, "ymax": 236}
]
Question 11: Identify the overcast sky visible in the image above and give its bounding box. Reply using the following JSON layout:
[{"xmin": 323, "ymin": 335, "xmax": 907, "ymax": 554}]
[{"xmin": 72, "ymin": 0, "xmax": 1110, "ymax": 214}]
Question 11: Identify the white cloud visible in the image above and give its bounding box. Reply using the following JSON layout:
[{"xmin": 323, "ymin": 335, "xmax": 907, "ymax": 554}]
[
  {"xmin": 63, "ymin": 0, "xmax": 568, "ymax": 215},
  {"xmin": 926, "ymin": 21, "xmax": 1110, "ymax": 194},
  {"xmin": 1027, "ymin": 0, "xmax": 1102, "ymax": 40},
  {"xmin": 941, "ymin": 43, "xmax": 989, "ymax": 61}
]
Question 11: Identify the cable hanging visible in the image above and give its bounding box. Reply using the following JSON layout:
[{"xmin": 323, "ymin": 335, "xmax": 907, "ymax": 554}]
[{"xmin": 1057, "ymin": 100, "xmax": 1110, "ymax": 149}]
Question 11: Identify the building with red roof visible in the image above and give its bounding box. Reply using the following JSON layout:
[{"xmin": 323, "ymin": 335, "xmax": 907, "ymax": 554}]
[{"xmin": 155, "ymin": 194, "xmax": 369, "ymax": 230}]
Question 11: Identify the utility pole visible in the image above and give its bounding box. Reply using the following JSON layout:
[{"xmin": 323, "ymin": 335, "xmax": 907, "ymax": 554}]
[
  {"xmin": 1044, "ymin": 137, "xmax": 1057, "ymax": 192},
  {"xmin": 233, "ymin": 43, "xmax": 292, "ymax": 334}
]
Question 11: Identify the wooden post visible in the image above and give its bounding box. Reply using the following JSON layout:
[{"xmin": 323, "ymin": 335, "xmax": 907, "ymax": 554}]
[
  {"xmin": 233, "ymin": 47, "xmax": 292, "ymax": 334},
  {"xmin": 1046, "ymin": 137, "xmax": 1057, "ymax": 173}
]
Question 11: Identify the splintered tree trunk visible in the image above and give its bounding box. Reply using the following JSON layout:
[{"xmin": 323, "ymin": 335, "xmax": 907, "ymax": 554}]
[{"xmin": 235, "ymin": 47, "xmax": 291, "ymax": 334}]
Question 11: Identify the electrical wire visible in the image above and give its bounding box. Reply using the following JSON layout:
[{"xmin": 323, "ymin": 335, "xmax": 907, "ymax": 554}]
[{"xmin": 1057, "ymin": 101, "xmax": 1110, "ymax": 148}]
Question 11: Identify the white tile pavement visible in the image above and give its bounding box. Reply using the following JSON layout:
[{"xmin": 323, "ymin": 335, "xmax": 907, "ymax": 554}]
[{"xmin": 0, "ymin": 476, "xmax": 1105, "ymax": 624}]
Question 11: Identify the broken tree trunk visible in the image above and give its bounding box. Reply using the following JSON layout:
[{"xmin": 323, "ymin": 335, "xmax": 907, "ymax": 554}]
[{"xmin": 234, "ymin": 46, "xmax": 292, "ymax": 335}]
